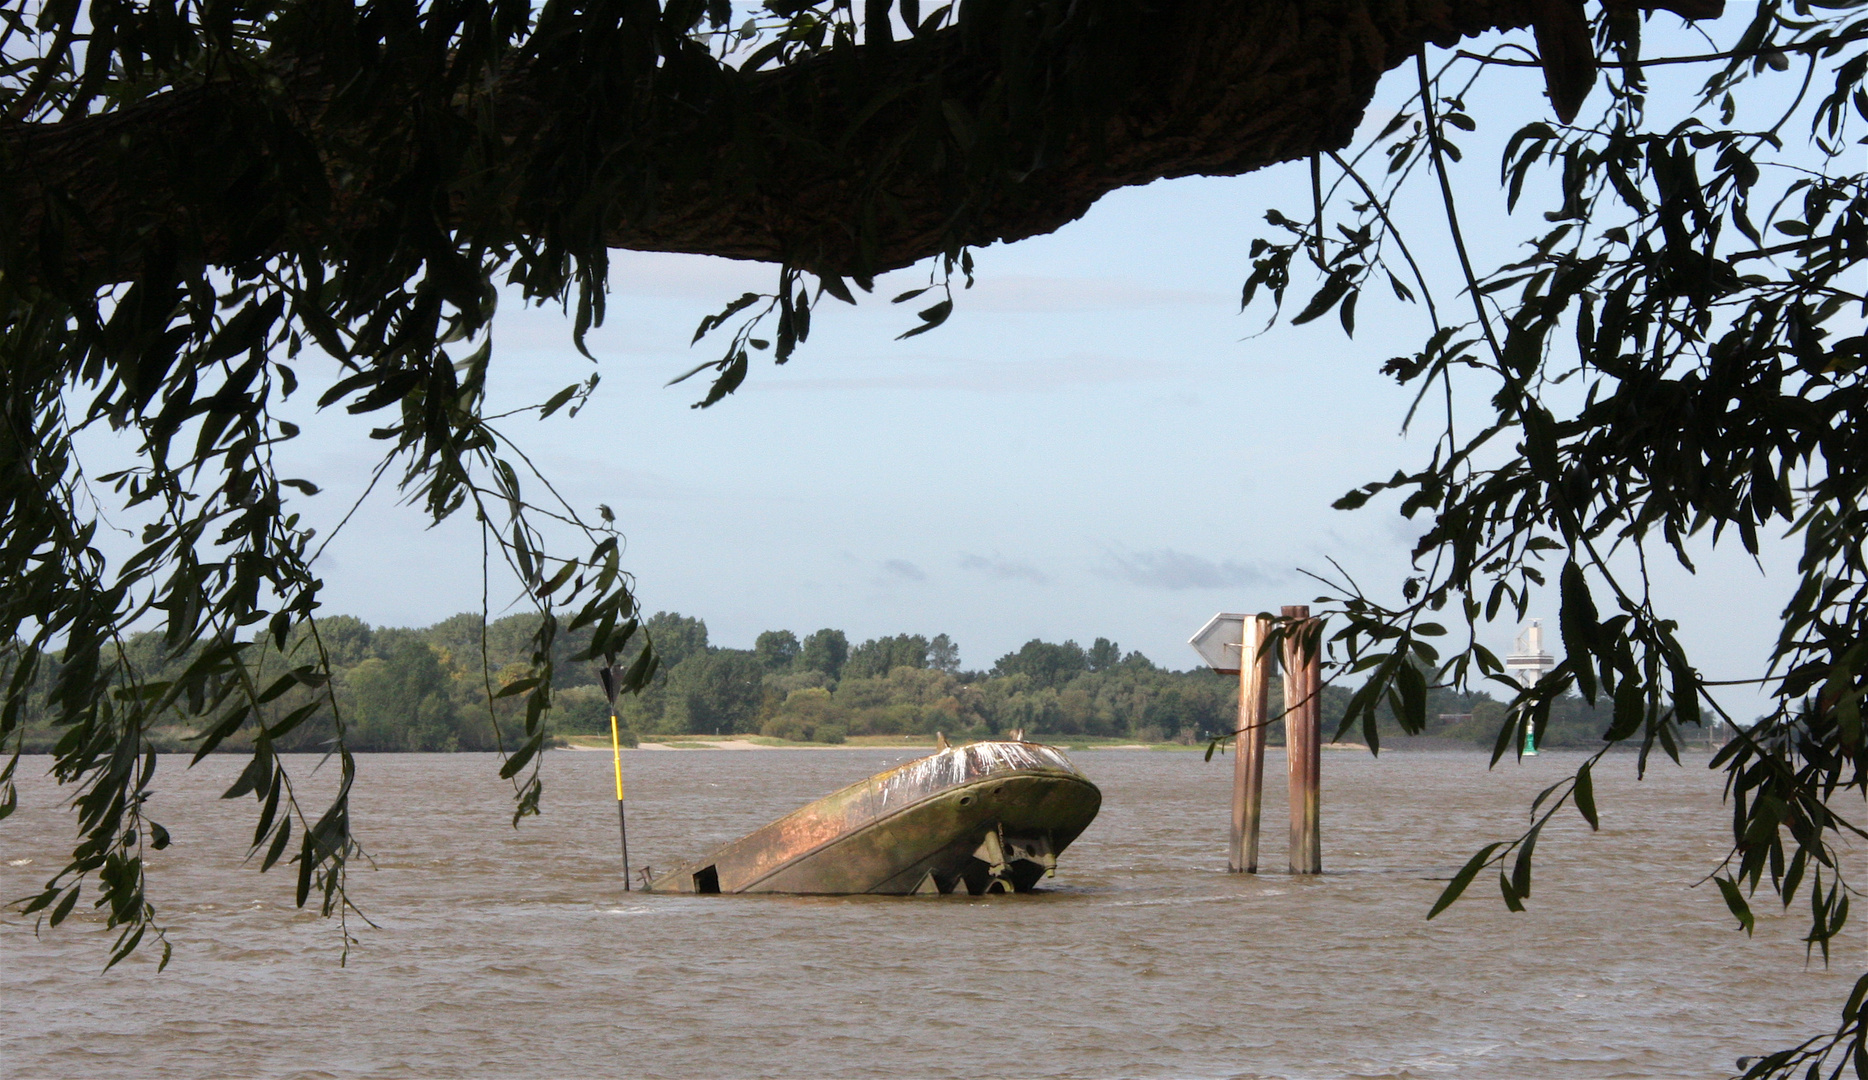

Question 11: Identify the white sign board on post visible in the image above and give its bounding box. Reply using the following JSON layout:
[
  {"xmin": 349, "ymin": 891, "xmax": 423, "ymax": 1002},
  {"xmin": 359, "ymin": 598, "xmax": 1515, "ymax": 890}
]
[{"xmin": 1188, "ymin": 612, "xmax": 1248, "ymax": 675}]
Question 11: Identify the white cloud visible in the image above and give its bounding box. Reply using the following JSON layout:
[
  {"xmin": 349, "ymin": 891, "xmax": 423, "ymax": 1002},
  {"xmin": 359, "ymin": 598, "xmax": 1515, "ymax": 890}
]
[
  {"xmin": 1097, "ymin": 549, "xmax": 1277, "ymax": 591},
  {"xmin": 594, "ymin": 259, "xmax": 1224, "ymax": 312},
  {"xmin": 604, "ymin": 250, "xmax": 778, "ymax": 299},
  {"xmin": 747, "ymin": 352, "xmax": 1200, "ymax": 394},
  {"xmin": 880, "ymin": 559, "xmax": 928, "ymax": 583},
  {"xmin": 958, "ymin": 553, "xmax": 1049, "ymax": 584},
  {"xmin": 963, "ymin": 274, "xmax": 1227, "ymax": 313}
]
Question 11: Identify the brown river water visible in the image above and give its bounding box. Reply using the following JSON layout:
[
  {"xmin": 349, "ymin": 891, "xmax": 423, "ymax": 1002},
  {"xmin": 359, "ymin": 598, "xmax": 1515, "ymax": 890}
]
[{"xmin": 2, "ymin": 747, "xmax": 1859, "ymax": 1079}]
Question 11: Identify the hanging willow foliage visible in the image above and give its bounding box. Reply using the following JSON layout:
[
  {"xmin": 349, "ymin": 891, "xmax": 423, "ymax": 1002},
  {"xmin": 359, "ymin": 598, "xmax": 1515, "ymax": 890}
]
[{"xmin": 1230, "ymin": 5, "xmax": 1865, "ymax": 1076}]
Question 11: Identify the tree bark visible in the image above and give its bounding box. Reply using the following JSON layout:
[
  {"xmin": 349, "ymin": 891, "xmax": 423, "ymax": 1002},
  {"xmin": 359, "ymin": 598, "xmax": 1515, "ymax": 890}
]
[
  {"xmin": 619, "ymin": 0, "xmax": 1545, "ymax": 272},
  {"xmin": 3, "ymin": 1, "xmax": 1547, "ymax": 286}
]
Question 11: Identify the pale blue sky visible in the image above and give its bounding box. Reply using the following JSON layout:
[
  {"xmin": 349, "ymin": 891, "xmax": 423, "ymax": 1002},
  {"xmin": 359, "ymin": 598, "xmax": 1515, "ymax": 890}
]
[{"xmin": 240, "ymin": 19, "xmax": 1814, "ymax": 718}]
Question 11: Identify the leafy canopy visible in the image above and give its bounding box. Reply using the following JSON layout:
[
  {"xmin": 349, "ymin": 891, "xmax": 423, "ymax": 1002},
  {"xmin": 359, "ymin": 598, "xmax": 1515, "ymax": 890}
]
[{"xmin": 1225, "ymin": 6, "xmax": 1866, "ymax": 1077}]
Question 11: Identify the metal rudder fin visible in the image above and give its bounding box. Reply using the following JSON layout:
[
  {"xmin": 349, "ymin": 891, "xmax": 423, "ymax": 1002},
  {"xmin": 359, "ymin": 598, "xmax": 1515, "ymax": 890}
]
[
  {"xmin": 961, "ymin": 825, "xmax": 1012, "ymax": 895},
  {"xmin": 1005, "ymin": 832, "xmax": 1057, "ymax": 879},
  {"xmin": 973, "ymin": 826, "xmax": 1008, "ymax": 876}
]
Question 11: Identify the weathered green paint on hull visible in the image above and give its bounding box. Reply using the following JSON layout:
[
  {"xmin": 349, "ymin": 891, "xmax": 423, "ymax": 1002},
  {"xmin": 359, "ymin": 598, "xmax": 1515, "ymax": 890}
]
[{"xmin": 648, "ymin": 742, "xmax": 1101, "ymax": 895}]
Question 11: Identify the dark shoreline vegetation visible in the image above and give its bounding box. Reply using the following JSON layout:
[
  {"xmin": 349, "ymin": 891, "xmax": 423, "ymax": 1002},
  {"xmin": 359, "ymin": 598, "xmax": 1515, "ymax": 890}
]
[{"xmin": 12, "ymin": 612, "xmax": 1637, "ymax": 756}]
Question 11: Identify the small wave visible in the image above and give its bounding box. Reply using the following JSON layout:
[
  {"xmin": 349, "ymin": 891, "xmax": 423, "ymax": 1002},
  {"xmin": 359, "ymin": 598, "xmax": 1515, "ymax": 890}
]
[{"xmin": 1107, "ymin": 893, "xmax": 1267, "ymax": 908}]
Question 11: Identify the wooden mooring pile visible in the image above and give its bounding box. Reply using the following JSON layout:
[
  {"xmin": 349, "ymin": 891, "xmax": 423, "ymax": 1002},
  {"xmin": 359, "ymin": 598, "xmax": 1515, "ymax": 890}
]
[{"xmin": 1190, "ymin": 606, "xmax": 1324, "ymax": 875}]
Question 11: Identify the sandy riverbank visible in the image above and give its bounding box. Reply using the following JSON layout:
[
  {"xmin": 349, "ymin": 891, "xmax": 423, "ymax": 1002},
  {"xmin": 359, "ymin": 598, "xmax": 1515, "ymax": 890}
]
[
  {"xmin": 554, "ymin": 736, "xmax": 1371, "ymax": 753},
  {"xmin": 557, "ymin": 736, "xmax": 937, "ymax": 752}
]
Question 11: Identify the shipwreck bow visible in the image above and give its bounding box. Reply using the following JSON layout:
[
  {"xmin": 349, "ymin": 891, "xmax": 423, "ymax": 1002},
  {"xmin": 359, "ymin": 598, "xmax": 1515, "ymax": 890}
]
[{"xmin": 649, "ymin": 741, "xmax": 1101, "ymax": 896}]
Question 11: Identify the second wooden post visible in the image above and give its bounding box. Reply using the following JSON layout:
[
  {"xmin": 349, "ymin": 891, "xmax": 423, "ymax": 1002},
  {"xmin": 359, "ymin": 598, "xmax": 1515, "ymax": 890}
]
[
  {"xmin": 1282, "ymin": 605, "xmax": 1322, "ymax": 874},
  {"xmin": 1229, "ymin": 615, "xmax": 1274, "ymax": 873}
]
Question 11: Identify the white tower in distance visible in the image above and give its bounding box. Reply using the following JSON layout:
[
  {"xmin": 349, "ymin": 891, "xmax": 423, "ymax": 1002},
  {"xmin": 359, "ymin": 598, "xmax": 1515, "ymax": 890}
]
[
  {"xmin": 1505, "ymin": 621, "xmax": 1555, "ymax": 755},
  {"xmin": 1506, "ymin": 620, "xmax": 1556, "ymax": 689}
]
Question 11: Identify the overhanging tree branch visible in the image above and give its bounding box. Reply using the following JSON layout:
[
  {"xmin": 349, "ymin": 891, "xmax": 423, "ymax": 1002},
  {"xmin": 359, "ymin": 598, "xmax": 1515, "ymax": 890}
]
[{"xmin": 4, "ymin": 1, "xmax": 1559, "ymax": 288}]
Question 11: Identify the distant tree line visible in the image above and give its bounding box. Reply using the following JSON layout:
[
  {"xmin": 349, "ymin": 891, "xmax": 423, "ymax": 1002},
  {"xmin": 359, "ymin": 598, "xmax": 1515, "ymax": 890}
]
[{"xmin": 9, "ymin": 612, "xmax": 1630, "ymax": 753}]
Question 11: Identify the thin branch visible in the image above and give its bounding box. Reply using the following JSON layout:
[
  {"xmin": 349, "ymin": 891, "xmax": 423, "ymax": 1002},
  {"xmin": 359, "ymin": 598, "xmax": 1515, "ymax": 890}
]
[
  {"xmin": 1325, "ymin": 150, "xmax": 1441, "ymax": 330},
  {"xmin": 1417, "ymin": 50, "xmax": 1506, "ymax": 367},
  {"xmin": 1453, "ymin": 28, "xmax": 1868, "ymax": 71}
]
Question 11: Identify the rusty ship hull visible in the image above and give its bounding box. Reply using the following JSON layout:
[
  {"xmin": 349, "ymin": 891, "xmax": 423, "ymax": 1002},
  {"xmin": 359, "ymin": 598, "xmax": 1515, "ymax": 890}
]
[{"xmin": 648, "ymin": 741, "xmax": 1101, "ymax": 896}]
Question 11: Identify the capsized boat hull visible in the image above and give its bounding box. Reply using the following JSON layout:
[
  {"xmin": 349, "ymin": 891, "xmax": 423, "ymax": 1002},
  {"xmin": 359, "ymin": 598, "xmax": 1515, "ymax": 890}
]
[{"xmin": 648, "ymin": 741, "xmax": 1101, "ymax": 895}]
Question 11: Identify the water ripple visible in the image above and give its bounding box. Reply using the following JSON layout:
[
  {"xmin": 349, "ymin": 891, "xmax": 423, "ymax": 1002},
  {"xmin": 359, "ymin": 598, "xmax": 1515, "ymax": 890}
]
[{"xmin": 2, "ymin": 749, "xmax": 1853, "ymax": 1079}]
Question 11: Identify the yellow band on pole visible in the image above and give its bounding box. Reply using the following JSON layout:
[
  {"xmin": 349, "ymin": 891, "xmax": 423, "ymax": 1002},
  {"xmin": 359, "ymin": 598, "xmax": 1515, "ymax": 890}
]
[{"xmin": 610, "ymin": 711, "xmax": 625, "ymax": 801}]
